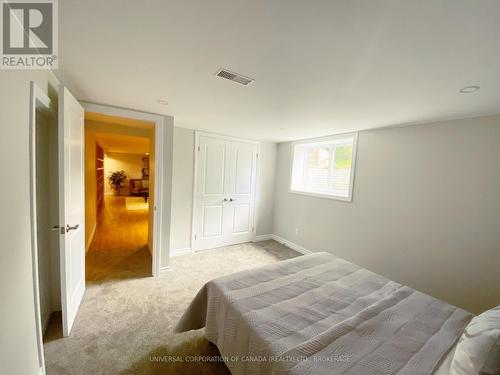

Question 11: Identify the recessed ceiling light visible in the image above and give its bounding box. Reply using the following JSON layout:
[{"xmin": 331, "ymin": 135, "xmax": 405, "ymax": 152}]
[
  {"xmin": 157, "ymin": 99, "xmax": 168, "ymax": 105},
  {"xmin": 145, "ymin": 152, "xmax": 149, "ymax": 155},
  {"xmin": 459, "ymin": 86, "xmax": 480, "ymax": 94}
]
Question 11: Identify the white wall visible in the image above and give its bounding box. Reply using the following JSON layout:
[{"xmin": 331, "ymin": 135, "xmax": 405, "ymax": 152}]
[
  {"xmin": 169, "ymin": 128, "xmax": 278, "ymax": 252},
  {"xmin": 256, "ymin": 142, "xmax": 277, "ymax": 236},
  {"xmin": 273, "ymin": 115, "xmax": 500, "ymax": 314},
  {"xmin": 170, "ymin": 127, "xmax": 195, "ymax": 251},
  {"xmin": 159, "ymin": 116, "xmax": 174, "ymax": 268},
  {"xmin": 0, "ymin": 69, "xmax": 59, "ymax": 375}
]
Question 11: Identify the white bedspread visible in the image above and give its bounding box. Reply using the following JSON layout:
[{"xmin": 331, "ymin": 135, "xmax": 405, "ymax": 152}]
[{"xmin": 175, "ymin": 252, "xmax": 471, "ymax": 375}]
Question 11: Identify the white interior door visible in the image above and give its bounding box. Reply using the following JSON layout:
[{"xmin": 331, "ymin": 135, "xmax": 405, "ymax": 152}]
[
  {"xmin": 58, "ymin": 86, "xmax": 85, "ymax": 337},
  {"xmin": 193, "ymin": 134, "xmax": 258, "ymax": 251}
]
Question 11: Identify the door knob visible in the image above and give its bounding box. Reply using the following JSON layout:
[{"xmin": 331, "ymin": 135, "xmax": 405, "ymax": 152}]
[
  {"xmin": 223, "ymin": 198, "xmax": 228, "ymax": 202},
  {"xmin": 229, "ymin": 198, "xmax": 236, "ymax": 202},
  {"xmin": 66, "ymin": 224, "xmax": 79, "ymax": 232}
]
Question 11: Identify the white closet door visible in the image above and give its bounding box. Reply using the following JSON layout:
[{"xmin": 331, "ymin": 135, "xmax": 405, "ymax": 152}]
[
  {"xmin": 225, "ymin": 141, "xmax": 258, "ymax": 240},
  {"xmin": 193, "ymin": 134, "xmax": 258, "ymax": 251}
]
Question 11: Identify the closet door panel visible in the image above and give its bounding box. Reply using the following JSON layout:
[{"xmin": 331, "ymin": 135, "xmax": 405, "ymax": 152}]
[{"xmin": 193, "ymin": 134, "xmax": 258, "ymax": 251}]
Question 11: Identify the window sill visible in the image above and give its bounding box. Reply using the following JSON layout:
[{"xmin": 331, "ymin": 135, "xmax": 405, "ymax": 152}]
[{"xmin": 289, "ymin": 189, "xmax": 352, "ymax": 202}]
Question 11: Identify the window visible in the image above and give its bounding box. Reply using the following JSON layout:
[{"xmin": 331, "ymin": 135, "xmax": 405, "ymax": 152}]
[{"xmin": 290, "ymin": 133, "xmax": 357, "ymax": 201}]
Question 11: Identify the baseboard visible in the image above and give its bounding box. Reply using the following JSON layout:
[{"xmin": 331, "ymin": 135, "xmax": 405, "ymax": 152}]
[
  {"xmin": 270, "ymin": 234, "xmax": 313, "ymax": 255},
  {"xmin": 85, "ymin": 222, "xmax": 97, "ymax": 253},
  {"xmin": 166, "ymin": 235, "xmax": 312, "ymax": 258},
  {"xmin": 41, "ymin": 312, "xmax": 50, "ymax": 336},
  {"xmin": 170, "ymin": 247, "xmax": 192, "ymax": 257},
  {"xmin": 159, "ymin": 266, "xmax": 170, "ymax": 276},
  {"xmin": 253, "ymin": 234, "xmax": 273, "ymax": 242}
]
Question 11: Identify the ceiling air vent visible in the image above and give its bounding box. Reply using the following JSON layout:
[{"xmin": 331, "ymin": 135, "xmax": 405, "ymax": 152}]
[{"xmin": 216, "ymin": 69, "xmax": 254, "ymax": 86}]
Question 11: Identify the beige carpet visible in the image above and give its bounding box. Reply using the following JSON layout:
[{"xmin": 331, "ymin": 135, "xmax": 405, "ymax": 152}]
[{"xmin": 43, "ymin": 240, "xmax": 300, "ymax": 374}]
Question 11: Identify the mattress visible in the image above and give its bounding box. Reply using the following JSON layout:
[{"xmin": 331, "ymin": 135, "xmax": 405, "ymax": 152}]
[{"xmin": 175, "ymin": 252, "xmax": 471, "ymax": 374}]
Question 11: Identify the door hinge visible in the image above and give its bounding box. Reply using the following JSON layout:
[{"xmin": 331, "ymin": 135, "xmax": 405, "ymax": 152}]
[
  {"xmin": 252, "ymin": 226, "xmax": 255, "ymax": 232},
  {"xmin": 194, "ymin": 234, "xmax": 197, "ymax": 240},
  {"xmin": 256, "ymin": 153, "xmax": 259, "ymax": 159},
  {"xmin": 197, "ymin": 146, "xmax": 200, "ymax": 151}
]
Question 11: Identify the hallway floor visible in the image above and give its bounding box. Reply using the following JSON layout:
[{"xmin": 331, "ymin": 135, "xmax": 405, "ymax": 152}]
[{"xmin": 86, "ymin": 195, "xmax": 151, "ymax": 282}]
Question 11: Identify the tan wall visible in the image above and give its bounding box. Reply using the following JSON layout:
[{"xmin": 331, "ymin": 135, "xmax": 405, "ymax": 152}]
[
  {"xmin": 84, "ymin": 132, "xmax": 97, "ymax": 250},
  {"xmin": 86, "ymin": 120, "xmax": 153, "ymax": 138},
  {"xmin": 104, "ymin": 152, "xmax": 148, "ymax": 195},
  {"xmin": 273, "ymin": 115, "xmax": 500, "ymax": 314}
]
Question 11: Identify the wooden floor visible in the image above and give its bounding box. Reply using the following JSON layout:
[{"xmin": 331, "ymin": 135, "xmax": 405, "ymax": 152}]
[
  {"xmin": 86, "ymin": 195, "xmax": 151, "ymax": 282},
  {"xmin": 88, "ymin": 195, "xmax": 149, "ymax": 251}
]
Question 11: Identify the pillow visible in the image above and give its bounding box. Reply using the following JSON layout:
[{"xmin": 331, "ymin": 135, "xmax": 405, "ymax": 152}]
[{"xmin": 450, "ymin": 305, "xmax": 500, "ymax": 375}]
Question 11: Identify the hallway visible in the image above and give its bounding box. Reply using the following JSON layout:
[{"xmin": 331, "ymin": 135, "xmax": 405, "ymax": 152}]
[{"xmin": 86, "ymin": 195, "xmax": 152, "ymax": 282}]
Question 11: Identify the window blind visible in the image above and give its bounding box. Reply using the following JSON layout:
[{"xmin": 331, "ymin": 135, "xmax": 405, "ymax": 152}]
[{"xmin": 291, "ymin": 134, "xmax": 356, "ymax": 200}]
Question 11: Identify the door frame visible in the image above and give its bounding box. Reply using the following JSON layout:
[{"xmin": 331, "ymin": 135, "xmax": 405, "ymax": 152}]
[
  {"xmin": 191, "ymin": 131, "xmax": 260, "ymax": 252},
  {"xmin": 29, "ymin": 81, "xmax": 54, "ymax": 375},
  {"xmin": 81, "ymin": 102, "xmax": 166, "ymax": 277}
]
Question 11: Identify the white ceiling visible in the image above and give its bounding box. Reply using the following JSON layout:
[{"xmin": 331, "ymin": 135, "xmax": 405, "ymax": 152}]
[{"xmin": 57, "ymin": 1, "xmax": 500, "ymax": 142}]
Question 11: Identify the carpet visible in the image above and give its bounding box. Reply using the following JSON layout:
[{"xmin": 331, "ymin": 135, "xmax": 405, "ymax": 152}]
[
  {"xmin": 125, "ymin": 196, "xmax": 149, "ymax": 211},
  {"xmin": 43, "ymin": 240, "xmax": 301, "ymax": 374}
]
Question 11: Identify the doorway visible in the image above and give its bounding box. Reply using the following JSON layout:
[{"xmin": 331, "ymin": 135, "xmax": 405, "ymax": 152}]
[
  {"xmin": 84, "ymin": 113, "xmax": 155, "ymax": 281},
  {"xmin": 82, "ymin": 103, "xmax": 169, "ymax": 278},
  {"xmin": 29, "ymin": 82, "xmax": 61, "ymax": 373},
  {"xmin": 30, "ymin": 87, "xmax": 173, "ymax": 374}
]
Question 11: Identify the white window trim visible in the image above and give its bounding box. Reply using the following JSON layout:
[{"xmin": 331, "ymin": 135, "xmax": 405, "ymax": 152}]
[{"xmin": 288, "ymin": 132, "xmax": 358, "ymax": 202}]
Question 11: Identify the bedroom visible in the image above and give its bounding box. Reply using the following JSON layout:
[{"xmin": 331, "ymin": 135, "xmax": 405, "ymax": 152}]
[{"xmin": 0, "ymin": 1, "xmax": 499, "ymax": 375}]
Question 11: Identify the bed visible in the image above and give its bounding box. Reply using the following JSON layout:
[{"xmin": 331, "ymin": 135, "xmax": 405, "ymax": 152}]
[{"xmin": 175, "ymin": 252, "xmax": 472, "ymax": 375}]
